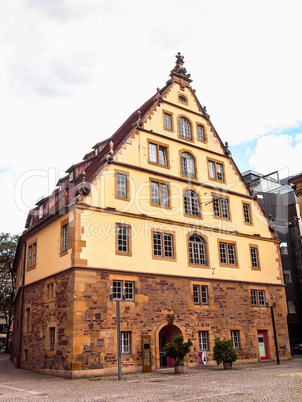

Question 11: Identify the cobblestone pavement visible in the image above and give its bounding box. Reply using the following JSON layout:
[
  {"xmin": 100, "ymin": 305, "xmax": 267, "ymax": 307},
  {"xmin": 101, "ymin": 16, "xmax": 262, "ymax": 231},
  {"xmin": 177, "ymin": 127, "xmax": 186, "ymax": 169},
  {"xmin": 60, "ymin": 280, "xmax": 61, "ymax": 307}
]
[{"xmin": 0, "ymin": 353, "xmax": 301, "ymax": 401}]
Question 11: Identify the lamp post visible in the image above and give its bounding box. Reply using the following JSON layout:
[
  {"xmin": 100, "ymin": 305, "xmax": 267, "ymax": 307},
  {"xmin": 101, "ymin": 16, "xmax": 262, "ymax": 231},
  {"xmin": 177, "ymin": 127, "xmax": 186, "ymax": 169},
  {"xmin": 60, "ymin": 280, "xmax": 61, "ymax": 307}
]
[
  {"xmin": 267, "ymin": 300, "xmax": 280, "ymax": 365},
  {"xmin": 110, "ymin": 288, "xmax": 125, "ymax": 381}
]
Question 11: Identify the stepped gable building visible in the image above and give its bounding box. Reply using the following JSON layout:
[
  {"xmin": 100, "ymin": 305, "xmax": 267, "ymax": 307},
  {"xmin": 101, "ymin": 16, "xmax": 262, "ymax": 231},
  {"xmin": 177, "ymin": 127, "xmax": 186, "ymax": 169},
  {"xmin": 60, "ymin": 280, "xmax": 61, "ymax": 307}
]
[{"xmin": 13, "ymin": 54, "xmax": 291, "ymax": 378}]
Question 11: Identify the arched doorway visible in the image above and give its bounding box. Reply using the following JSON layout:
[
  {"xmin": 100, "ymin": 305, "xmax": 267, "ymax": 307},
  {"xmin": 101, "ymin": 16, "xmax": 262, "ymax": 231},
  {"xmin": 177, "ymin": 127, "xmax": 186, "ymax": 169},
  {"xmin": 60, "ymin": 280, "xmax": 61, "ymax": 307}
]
[{"xmin": 159, "ymin": 324, "xmax": 182, "ymax": 368}]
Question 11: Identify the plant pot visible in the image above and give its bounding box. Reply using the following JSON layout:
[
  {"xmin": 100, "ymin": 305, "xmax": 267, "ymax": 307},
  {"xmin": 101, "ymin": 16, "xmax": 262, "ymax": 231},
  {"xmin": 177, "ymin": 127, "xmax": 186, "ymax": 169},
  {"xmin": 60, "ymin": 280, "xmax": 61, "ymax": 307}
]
[
  {"xmin": 223, "ymin": 362, "xmax": 232, "ymax": 370},
  {"xmin": 174, "ymin": 364, "xmax": 184, "ymax": 374}
]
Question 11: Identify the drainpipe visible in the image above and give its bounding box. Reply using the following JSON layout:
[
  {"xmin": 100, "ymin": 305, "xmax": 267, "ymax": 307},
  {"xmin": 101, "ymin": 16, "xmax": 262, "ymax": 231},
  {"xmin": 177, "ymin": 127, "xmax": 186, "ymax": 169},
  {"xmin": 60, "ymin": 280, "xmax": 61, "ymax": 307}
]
[{"xmin": 17, "ymin": 240, "xmax": 26, "ymax": 368}]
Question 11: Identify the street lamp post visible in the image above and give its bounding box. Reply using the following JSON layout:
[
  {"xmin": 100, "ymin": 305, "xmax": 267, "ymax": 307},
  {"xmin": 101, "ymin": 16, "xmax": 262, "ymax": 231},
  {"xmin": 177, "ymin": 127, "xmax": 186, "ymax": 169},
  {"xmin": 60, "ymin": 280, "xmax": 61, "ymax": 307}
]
[
  {"xmin": 110, "ymin": 288, "xmax": 125, "ymax": 381},
  {"xmin": 267, "ymin": 300, "xmax": 280, "ymax": 365}
]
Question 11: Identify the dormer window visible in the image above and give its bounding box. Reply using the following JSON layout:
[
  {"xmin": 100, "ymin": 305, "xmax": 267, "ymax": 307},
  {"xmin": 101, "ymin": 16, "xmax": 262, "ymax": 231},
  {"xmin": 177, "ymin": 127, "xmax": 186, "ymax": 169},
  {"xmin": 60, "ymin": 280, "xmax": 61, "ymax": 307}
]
[
  {"xmin": 39, "ymin": 205, "xmax": 43, "ymax": 219},
  {"xmin": 69, "ymin": 171, "xmax": 73, "ymax": 182}
]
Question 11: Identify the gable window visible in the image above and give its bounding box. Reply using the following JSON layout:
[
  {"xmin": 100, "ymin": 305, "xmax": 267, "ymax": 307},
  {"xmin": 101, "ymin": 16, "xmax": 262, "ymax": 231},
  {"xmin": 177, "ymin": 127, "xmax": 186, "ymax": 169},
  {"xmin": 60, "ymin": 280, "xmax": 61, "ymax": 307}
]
[
  {"xmin": 150, "ymin": 181, "xmax": 169, "ymax": 207},
  {"xmin": 178, "ymin": 95, "xmax": 187, "ymax": 104},
  {"xmin": 49, "ymin": 327, "xmax": 55, "ymax": 351},
  {"xmin": 181, "ymin": 152, "xmax": 196, "ymax": 178},
  {"xmin": 164, "ymin": 112, "xmax": 172, "ymax": 130},
  {"xmin": 251, "ymin": 289, "xmax": 266, "ymax": 307},
  {"xmin": 197, "ymin": 124, "xmax": 205, "ymax": 141},
  {"xmin": 189, "ymin": 235, "xmax": 207, "ymax": 266},
  {"xmin": 28, "ymin": 242, "xmax": 37, "ymax": 268},
  {"xmin": 116, "ymin": 171, "xmax": 128, "ymax": 199},
  {"xmin": 178, "ymin": 117, "xmax": 191, "ymax": 140},
  {"xmin": 208, "ymin": 160, "xmax": 224, "ymax": 182},
  {"xmin": 62, "ymin": 225, "xmax": 68, "ymax": 252},
  {"xmin": 116, "ymin": 224, "xmax": 132, "ymax": 256},
  {"xmin": 219, "ymin": 241, "xmax": 237, "ymax": 266},
  {"xmin": 152, "ymin": 231, "xmax": 174, "ymax": 260},
  {"xmin": 184, "ymin": 190, "xmax": 200, "ymax": 217},
  {"xmin": 243, "ymin": 203, "xmax": 252, "ymax": 224},
  {"xmin": 199, "ymin": 331, "xmax": 209, "ymax": 350},
  {"xmin": 250, "ymin": 246, "xmax": 260, "ymax": 269},
  {"xmin": 148, "ymin": 141, "xmax": 168, "ymax": 167},
  {"xmin": 111, "ymin": 280, "xmax": 135, "ymax": 301},
  {"xmin": 121, "ymin": 331, "xmax": 131, "ymax": 354},
  {"xmin": 231, "ymin": 330, "xmax": 240, "ymax": 349},
  {"xmin": 193, "ymin": 284, "xmax": 209, "ymax": 305},
  {"xmin": 213, "ymin": 196, "xmax": 229, "ymax": 219}
]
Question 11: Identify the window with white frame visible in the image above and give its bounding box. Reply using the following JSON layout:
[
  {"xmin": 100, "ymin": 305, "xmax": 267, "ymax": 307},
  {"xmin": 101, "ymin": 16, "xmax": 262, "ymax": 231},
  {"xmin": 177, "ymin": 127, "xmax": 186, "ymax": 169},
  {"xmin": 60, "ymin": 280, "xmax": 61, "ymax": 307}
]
[
  {"xmin": 193, "ymin": 285, "xmax": 208, "ymax": 305},
  {"xmin": 213, "ymin": 196, "xmax": 229, "ymax": 219},
  {"xmin": 153, "ymin": 232, "xmax": 174, "ymax": 259},
  {"xmin": 148, "ymin": 142, "xmax": 168, "ymax": 166},
  {"xmin": 199, "ymin": 331, "xmax": 209, "ymax": 350},
  {"xmin": 116, "ymin": 172, "xmax": 128, "ymax": 199},
  {"xmin": 164, "ymin": 113, "xmax": 172, "ymax": 130},
  {"xmin": 112, "ymin": 280, "xmax": 135, "ymax": 301},
  {"xmin": 188, "ymin": 235, "xmax": 207, "ymax": 265},
  {"xmin": 121, "ymin": 331, "xmax": 131, "ymax": 354},
  {"xmin": 243, "ymin": 203, "xmax": 251, "ymax": 224},
  {"xmin": 231, "ymin": 330, "xmax": 240, "ymax": 349},
  {"xmin": 250, "ymin": 247, "xmax": 259, "ymax": 268},
  {"xmin": 151, "ymin": 181, "xmax": 169, "ymax": 207},
  {"xmin": 208, "ymin": 160, "xmax": 224, "ymax": 181},
  {"xmin": 219, "ymin": 242, "xmax": 237, "ymax": 266},
  {"xmin": 62, "ymin": 225, "xmax": 68, "ymax": 252},
  {"xmin": 181, "ymin": 152, "xmax": 195, "ymax": 177},
  {"xmin": 251, "ymin": 289, "xmax": 266, "ymax": 306},
  {"xmin": 39, "ymin": 205, "xmax": 43, "ymax": 219},
  {"xmin": 197, "ymin": 125, "xmax": 205, "ymax": 141},
  {"xmin": 178, "ymin": 117, "xmax": 191, "ymax": 140},
  {"xmin": 184, "ymin": 190, "xmax": 200, "ymax": 217}
]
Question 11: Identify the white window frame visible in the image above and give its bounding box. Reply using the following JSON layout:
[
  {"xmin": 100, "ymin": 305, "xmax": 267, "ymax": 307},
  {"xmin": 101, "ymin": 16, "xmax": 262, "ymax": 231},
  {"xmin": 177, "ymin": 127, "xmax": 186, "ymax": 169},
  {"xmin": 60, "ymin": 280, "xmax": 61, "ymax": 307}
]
[
  {"xmin": 121, "ymin": 331, "xmax": 131, "ymax": 354},
  {"xmin": 231, "ymin": 330, "xmax": 240, "ymax": 349},
  {"xmin": 199, "ymin": 331, "xmax": 209, "ymax": 351}
]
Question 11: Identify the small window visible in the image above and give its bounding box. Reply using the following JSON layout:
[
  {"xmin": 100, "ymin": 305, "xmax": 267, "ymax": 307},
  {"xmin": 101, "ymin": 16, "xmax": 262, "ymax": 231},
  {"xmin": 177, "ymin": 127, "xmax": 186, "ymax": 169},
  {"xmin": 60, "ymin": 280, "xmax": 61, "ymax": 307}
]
[
  {"xmin": 199, "ymin": 331, "xmax": 209, "ymax": 350},
  {"xmin": 116, "ymin": 172, "xmax": 128, "ymax": 199},
  {"xmin": 148, "ymin": 141, "xmax": 168, "ymax": 167},
  {"xmin": 150, "ymin": 181, "xmax": 169, "ymax": 207},
  {"xmin": 181, "ymin": 152, "xmax": 196, "ymax": 177},
  {"xmin": 24, "ymin": 349, "xmax": 28, "ymax": 361},
  {"xmin": 283, "ymin": 270, "xmax": 292, "ymax": 283},
  {"xmin": 201, "ymin": 286, "xmax": 208, "ymax": 305},
  {"xmin": 243, "ymin": 203, "xmax": 251, "ymax": 224},
  {"xmin": 62, "ymin": 225, "xmax": 68, "ymax": 252},
  {"xmin": 219, "ymin": 242, "xmax": 237, "ymax": 266},
  {"xmin": 69, "ymin": 171, "xmax": 74, "ymax": 182},
  {"xmin": 179, "ymin": 95, "xmax": 187, "ymax": 103},
  {"xmin": 213, "ymin": 197, "xmax": 229, "ymax": 219},
  {"xmin": 116, "ymin": 224, "xmax": 131, "ymax": 256},
  {"xmin": 208, "ymin": 160, "xmax": 224, "ymax": 182},
  {"xmin": 231, "ymin": 330, "xmax": 240, "ymax": 349},
  {"xmin": 49, "ymin": 327, "xmax": 55, "ymax": 351},
  {"xmin": 47, "ymin": 283, "xmax": 54, "ymax": 299},
  {"xmin": 188, "ymin": 235, "xmax": 207, "ymax": 266},
  {"xmin": 112, "ymin": 280, "xmax": 122, "ymax": 300},
  {"xmin": 197, "ymin": 124, "xmax": 205, "ymax": 142},
  {"xmin": 124, "ymin": 281, "xmax": 135, "ymax": 301},
  {"xmin": 153, "ymin": 232, "xmax": 174, "ymax": 259},
  {"xmin": 39, "ymin": 205, "xmax": 43, "ymax": 219},
  {"xmin": 121, "ymin": 332, "xmax": 131, "ymax": 354},
  {"xmin": 164, "ymin": 113, "xmax": 172, "ymax": 130},
  {"xmin": 193, "ymin": 285, "xmax": 200, "ymax": 305},
  {"xmin": 26, "ymin": 308, "xmax": 30, "ymax": 333},
  {"xmin": 251, "ymin": 289, "xmax": 258, "ymax": 306},
  {"xmin": 251, "ymin": 289, "xmax": 266, "ymax": 307},
  {"xmin": 28, "ymin": 246, "xmax": 32, "ymax": 268},
  {"xmin": 184, "ymin": 190, "xmax": 200, "ymax": 217},
  {"xmin": 28, "ymin": 243, "xmax": 37, "ymax": 268},
  {"xmin": 33, "ymin": 243, "xmax": 37, "ymax": 266},
  {"xmin": 287, "ymin": 300, "xmax": 296, "ymax": 314},
  {"xmin": 250, "ymin": 246, "xmax": 260, "ymax": 269},
  {"xmin": 178, "ymin": 117, "xmax": 191, "ymax": 140},
  {"xmin": 258, "ymin": 290, "xmax": 266, "ymax": 306}
]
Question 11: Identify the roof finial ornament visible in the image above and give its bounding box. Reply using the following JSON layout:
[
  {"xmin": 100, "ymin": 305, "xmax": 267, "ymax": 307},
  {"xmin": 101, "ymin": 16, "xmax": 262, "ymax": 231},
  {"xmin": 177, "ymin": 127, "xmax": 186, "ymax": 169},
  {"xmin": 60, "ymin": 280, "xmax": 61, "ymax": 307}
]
[
  {"xmin": 203, "ymin": 105, "xmax": 210, "ymax": 119},
  {"xmin": 224, "ymin": 141, "xmax": 231, "ymax": 157},
  {"xmin": 110, "ymin": 140, "xmax": 114, "ymax": 155},
  {"xmin": 81, "ymin": 170, "xmax": 86, "ymax": 182},
  {"xmin": 170, "ymin": 52, "xmax": 192, "ymax": 86},
  {"xmin": 136, "ymin": 110, "xmax": 144, "ymax": 128},
  {"xmin": 156, "ymin": 87, "xmax": 162, "ymax": 102}
]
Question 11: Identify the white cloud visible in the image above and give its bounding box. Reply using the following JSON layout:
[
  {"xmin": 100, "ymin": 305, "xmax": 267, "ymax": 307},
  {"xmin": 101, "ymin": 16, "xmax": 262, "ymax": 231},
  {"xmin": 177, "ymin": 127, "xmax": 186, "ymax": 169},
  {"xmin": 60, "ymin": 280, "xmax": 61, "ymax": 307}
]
[{"xmin": 248, "ymin": 134, "xmax": 302, "ymax": 178}]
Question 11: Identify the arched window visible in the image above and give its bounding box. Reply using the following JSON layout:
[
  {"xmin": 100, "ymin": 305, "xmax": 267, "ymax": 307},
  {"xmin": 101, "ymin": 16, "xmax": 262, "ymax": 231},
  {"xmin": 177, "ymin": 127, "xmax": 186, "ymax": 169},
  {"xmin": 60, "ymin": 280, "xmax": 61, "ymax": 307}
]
[
  {"xmin": 181, "ymin": 152, "xmax": 195, "ymax": 177},
  {"xmin": 178, "ymin": 117, "xmax": 191, "ymax": 140},
  {"xmin": 188, "ymin": 235, "xmax": 207, "ymax": 265},
  {"xmin": 184, "ymin": 190, "xmax": 200, "ymax": 217}
]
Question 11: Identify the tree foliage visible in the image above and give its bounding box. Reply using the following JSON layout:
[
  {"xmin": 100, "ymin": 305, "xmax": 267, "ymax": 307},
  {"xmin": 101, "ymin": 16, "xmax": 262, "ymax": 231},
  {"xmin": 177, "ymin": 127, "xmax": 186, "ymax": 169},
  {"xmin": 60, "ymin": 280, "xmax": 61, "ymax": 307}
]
[
  {"xmin": 0, "ymin": 232, "xmax": 19, "ymax": 352},
  {"xmin": 212, "ymin": 337, "xmax": 238, "ymax": 365},
  {"xmin": 164, "ymin": 335, "xmax": 193, "ymax": 366}
]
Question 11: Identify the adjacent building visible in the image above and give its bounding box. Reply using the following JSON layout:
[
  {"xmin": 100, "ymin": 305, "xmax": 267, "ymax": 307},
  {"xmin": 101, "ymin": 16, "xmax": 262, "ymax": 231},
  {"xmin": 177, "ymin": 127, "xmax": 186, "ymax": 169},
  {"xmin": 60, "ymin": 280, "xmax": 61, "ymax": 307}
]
[
  {"xmin": 243, "ymin": 170, "xmax": 302, "ymax": 351},
  {"xmin": 12, "ymin": 54, "xmax": 291, "ymax": 378}
]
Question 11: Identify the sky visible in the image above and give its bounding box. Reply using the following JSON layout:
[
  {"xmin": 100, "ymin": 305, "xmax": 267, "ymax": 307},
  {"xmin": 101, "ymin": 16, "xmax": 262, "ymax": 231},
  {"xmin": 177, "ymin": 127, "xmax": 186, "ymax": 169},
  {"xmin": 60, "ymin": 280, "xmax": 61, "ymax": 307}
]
[{"xmin": 1, "ymin": 0, "xmax": 302, "ymax": 235}]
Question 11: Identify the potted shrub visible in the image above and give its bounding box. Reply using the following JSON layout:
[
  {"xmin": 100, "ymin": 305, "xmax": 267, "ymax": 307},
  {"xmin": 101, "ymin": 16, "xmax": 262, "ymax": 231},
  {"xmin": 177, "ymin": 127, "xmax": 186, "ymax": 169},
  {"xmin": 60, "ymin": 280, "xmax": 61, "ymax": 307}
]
[
  {"xmin": 212, "ymin": 337, "xmax": 238, "ymax": 369},
  {"xmin": 164, "ymin": 335, "xmax": 193, "ymax": 373}
]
